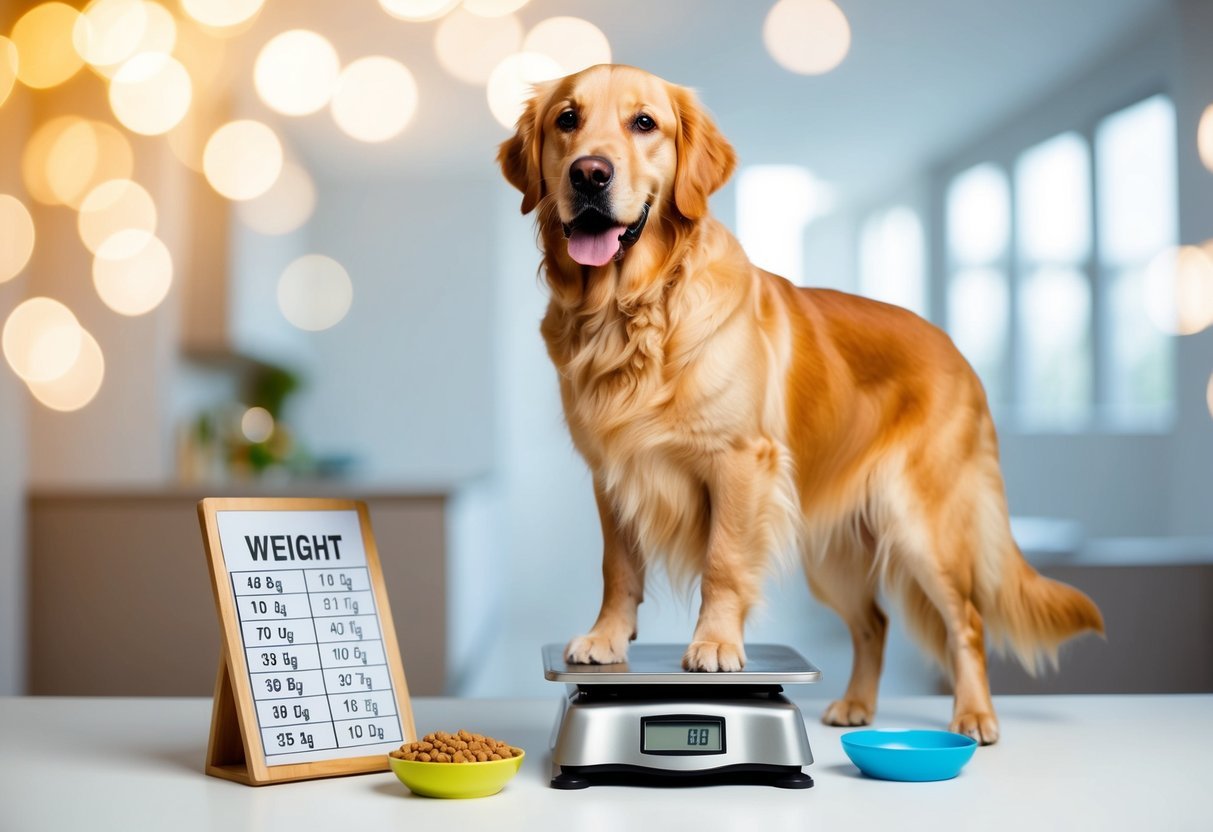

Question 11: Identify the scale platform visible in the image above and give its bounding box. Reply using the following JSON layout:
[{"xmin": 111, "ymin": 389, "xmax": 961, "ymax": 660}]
[{"xmin": 544, "ymin": 643, "xmax": 820, "ymax": 789}]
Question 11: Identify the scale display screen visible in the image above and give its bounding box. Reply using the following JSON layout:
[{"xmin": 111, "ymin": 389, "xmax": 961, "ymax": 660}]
[{"xmin": 641, "ymin": 717, "xmax": 725, "ymax": 754}]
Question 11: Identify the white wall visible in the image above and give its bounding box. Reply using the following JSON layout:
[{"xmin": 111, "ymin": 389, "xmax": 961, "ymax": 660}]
[
  {"xmin": 291, "ymin": 176, "xmax": 497, "ymax": 482},
  {"xmin": 804, "ymin": 210, "xmax": 858, "ymax": 294},
  {"xmin": 1167, "ymin": 0, "xmax": 1213, "ymax": 536}
]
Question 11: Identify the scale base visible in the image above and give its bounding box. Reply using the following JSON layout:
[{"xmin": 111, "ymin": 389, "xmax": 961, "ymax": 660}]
[
  {"xmin": 545, "ymin": 643, "xmax": 819, "ymax": 790},
  {"xmin": 551, "ymin": 763, "xmax": 813, "ymax": 790}
]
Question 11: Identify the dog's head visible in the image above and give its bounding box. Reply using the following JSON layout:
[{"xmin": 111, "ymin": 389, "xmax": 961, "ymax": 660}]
[{"xmin": 497, "ymin": 64, "xmax": 736, "ymax": 268}]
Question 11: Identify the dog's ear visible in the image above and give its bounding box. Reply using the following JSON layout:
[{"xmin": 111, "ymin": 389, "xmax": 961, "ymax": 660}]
[
  {"xmin": 497, "ymin": 83, "xmax": 551, "ymax": 215},
  {"xmin": 671, "ymin": 85, "xmax": 737, "ymax": 221}
]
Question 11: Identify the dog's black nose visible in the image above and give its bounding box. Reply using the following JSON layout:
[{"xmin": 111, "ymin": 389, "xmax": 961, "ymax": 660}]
[{"xmin": 570, "ymin": 156, "xmax": 613, "ymax": 194}]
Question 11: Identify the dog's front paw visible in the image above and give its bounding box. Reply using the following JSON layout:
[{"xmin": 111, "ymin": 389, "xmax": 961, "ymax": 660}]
[
  {"xmin": 822, "ymin": 699, "xmax": 875, "ymax": 727},
  {"xmin": 565, "ymin": 633, "xmax": 628, "ymax": 665},
  {"xmin": 682, "ymin": 640, "xmax": 745, "ymax": 672},
  {"xmin": 950, "ymin": 711, "xmax": 1000, "ymax": 745}
]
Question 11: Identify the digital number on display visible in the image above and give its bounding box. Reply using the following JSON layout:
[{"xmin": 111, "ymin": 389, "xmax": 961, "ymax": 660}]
[{"xmin": 642, "ymin": 719, "xmax": 725, "ymax": 754}]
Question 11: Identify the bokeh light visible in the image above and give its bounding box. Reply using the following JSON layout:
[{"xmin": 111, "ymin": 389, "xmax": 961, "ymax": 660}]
[
  {"xmin": 23, "ymin": 117, "xmax": 135, "ymax": 209},
  {"xmin": 1, "ymin": 37, "xmax": 21, "ymax": 107},
  {"xmin": 378, "ymin": 0, "xmax": 461, "ymax": 22},
  {"xmin": 203, "ymin": 120, "xmax": 283, "ymax": 200},
  {"xmin": 11, "ymin": 3, "xmax": 84, "ymax": 90},
  {"xmin": 109, "ymin": 53, "xmax": 193, "ymax": 135},
  {"xmin": 463, "ymin": 0, "xmax": 530, "ymax": 17},
  {"xmin": 90, "ymin": 0, "xmax": 177, "ymax": 79},
  {"xmin": 255, "ymin": 30, "xmax": 339, "ymax": 117},
  {"xmin": 1199, "ymin": 104, "xmax": 1213, "ymax": 174},
  {"xmin": 171, "ymin": 10, "xmax": 222, "ymax": 92},
  {"xmin": 241, "ymin": 406, "xmax": 274, "ymax": 442},
  {"xmin": 0, "ymin": 195, "xmax": 36, "ymax": 283},
  {"xmin": 22, "ymin": 117, "xmax": 82, "ymax": 204},
  {"xmin": 331, "ymin": 57, "xmax": 418, "ymax": 143},
  {"xmin": 72, "ymin": 0, "xmax": 148, "ymax": 70},
  {"xmin": 27, "ymin": 328, "xmax": 105, "ymax": 412},
  {"xmin": 45, "ymin": 119, "xmax": 100, "ymax": 205},
  {"xmin": 3, "ymin": 297, "xmax": 82, "ymax": 383},
  {"xmin": 522, "ymin": 17, "xmax": 610, "ymax": 75},
  {"xmin": 236, "ymin": 161, "xmax": 316, "ymax": 235},
  {"xmin": 435, "ymin": 8, "xmax": 522, "ymax": 84},
  {"xmin": 93, "ymin": 230, "xmax": 173, "ymax": 316},
  {"xmin": 764, "ymin": 0, "xmax": 851, "ymax": 76},
  {"xmin": 487, "ymin": 52, "xmax": 562, "ymax": 129},
  {"xmin": 277, "ymin": 254, "xmax": 353, "ymax": 331},
  {"xmin": 77, "ymin": 179, "xmax": 158, "ymax": 255},
  {"xmin": 1143, "ymin": 245, "xmax": 1213, "ymax": 336},
  {"xmin": 134, "ymin": 1, "xmax": 177, "ymax": 52},
  {"xmin": 180, "ymin": 0, "xmax": 264, "ymax": 30}
]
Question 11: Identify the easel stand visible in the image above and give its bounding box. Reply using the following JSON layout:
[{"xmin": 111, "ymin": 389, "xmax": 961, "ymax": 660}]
[{"xmin": 198, "ymin": 498, "xmax": 416, "ymax": 786}]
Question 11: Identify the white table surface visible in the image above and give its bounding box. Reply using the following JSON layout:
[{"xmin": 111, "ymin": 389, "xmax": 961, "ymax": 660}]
[{"xmin": 1, "ymin": 694, "xmax": 1210, "ymax": 831}]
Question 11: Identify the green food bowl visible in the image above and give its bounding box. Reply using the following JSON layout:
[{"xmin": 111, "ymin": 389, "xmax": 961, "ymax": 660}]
[{"xmin": 388, "ymin": 748, "xmax": 525, "ymax": 798}]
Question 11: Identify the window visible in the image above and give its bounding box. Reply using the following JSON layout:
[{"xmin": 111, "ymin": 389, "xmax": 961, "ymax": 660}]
[
  {"xmin": 945, "ymin": 163, "xmax": 1011, "ymax": 408},
  {"xmin": 736, "ymin": 165, "xmax": 834, "ymax": 285},
  {"xmin": 1096, "ymin": 94, "xmax": 1177, "ymax": 429},
  {"xmin": 942, "ymin": 94, "xmax": 1177, "ymax": 432},
  {"xmin": 1015, "ymin": 132, "xmax": 1093, "ymax": 430},
  {"xmin": 858, "ymin": 206, "xmax": 926, "ymax": 318}
]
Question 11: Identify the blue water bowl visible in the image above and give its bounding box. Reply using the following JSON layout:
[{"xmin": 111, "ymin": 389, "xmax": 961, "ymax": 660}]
[{"xmin": 840, "ymin": 730, "xmax": 978, "ymax": 782}]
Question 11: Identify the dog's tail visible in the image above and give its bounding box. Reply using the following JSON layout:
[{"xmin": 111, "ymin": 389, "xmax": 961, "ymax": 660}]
[{"xmin": 980, "ymin": 542, "xmax": 1104, "ymax": 675}]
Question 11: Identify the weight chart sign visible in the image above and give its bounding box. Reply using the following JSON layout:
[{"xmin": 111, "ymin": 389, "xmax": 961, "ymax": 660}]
[{"xmin": 214, "ymin": 509, "xmax": 405, "ymax": 767}]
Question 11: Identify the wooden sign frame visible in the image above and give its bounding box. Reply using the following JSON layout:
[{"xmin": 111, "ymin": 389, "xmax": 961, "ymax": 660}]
[{"xmin": 198, "ymin": 497, "xmax": 416, "ymax": 785}]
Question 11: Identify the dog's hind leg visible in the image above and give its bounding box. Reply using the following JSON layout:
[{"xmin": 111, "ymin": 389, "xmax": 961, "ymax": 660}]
[
  {"xmin": 565, "ymin": 480, "xmax": 645, "ymax": 664},
  {"xmin": 806, "ymin": 528, "xmax": 887, "ymax": 727},
  {"xmin": 878, "ymin": 477, "xmax": 1001, "ymax": 745}
]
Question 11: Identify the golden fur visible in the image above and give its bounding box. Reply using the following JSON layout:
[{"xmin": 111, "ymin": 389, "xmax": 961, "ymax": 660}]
[{"xmin": 498, "ymin": 65, "xmax": 1103, "ymax": 744}]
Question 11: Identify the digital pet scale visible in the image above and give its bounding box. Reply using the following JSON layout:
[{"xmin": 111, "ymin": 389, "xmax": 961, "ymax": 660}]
[{"xmin": 543, "ymin": 643, "xmax": 821, "ymax": 789}]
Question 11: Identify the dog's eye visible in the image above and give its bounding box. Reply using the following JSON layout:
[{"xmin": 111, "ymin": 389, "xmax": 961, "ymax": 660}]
[
  {"xmin": 633, "ymin": 113, "xmax": 657, "ymax": 133},
  {"xmin": 556, "ymin": 109, "xmax": 579, "ymax": 132}
]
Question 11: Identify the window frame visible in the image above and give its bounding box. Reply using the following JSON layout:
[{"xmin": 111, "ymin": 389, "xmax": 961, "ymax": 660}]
[{"xmin": 930, "ymin": 86, "xmax": 1177, "ymax": 436}]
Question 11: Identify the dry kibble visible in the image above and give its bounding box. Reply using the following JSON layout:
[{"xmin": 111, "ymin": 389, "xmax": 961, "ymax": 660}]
[{"xmin": 394, "ymin": 731, "xmax": 520, "ymax": 763}]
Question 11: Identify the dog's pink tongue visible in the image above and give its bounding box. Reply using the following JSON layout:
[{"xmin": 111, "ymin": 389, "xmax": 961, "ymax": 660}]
[{"xmin": 567, "ymin": 226, "xmax": 626, "ymax": 267}]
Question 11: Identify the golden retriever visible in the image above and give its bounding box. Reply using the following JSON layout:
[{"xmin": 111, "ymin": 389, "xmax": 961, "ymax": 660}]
[{"xmin": 498, "ymin": 64, "xmax": 1103, "ymax": 744}]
